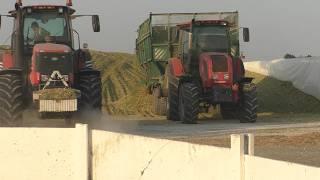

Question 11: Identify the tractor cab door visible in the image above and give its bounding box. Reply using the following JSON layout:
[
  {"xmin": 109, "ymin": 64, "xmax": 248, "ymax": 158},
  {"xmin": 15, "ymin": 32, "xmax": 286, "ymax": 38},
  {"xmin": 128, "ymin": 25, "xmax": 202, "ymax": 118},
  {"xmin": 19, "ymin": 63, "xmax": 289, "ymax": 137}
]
[{"xmin": 179, "ymin": 29, "xmax": 193, "ymax": 74}]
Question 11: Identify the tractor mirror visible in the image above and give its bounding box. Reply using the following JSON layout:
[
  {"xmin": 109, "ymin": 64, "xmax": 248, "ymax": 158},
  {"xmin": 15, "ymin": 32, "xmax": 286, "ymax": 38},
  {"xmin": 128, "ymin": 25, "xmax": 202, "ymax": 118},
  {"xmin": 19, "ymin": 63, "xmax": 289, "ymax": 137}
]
[
  {"xmin": 243, "ymin": 28, "xmax": 250, "ymax": 42},
  {"xmin": 92, "ymin": 15, "xmax": 100, "ymax": 32}
]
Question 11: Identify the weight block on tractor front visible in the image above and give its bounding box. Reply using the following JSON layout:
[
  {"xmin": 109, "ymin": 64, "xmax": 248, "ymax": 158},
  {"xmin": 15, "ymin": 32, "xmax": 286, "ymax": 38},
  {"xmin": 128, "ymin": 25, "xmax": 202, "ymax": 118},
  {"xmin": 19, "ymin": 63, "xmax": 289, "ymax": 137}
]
[{"xmin": 39, "ymin": 99, "xmax": 78, "ymax": 112}]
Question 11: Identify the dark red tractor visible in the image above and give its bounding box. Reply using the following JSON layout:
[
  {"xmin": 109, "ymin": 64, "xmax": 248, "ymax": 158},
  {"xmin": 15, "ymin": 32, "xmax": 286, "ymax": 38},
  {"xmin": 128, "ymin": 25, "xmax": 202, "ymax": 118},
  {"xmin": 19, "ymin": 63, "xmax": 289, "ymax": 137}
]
[
  {"xmin": 136, "ymin": 12, "xmax": 258, "ymax": 124},
  {"xmin": 0, "ymin": 0, "xmax": 102, "ymax": 126},
  {"xmin": 166, "ymin": 19, "xmax": 257, "ymax": 123}
]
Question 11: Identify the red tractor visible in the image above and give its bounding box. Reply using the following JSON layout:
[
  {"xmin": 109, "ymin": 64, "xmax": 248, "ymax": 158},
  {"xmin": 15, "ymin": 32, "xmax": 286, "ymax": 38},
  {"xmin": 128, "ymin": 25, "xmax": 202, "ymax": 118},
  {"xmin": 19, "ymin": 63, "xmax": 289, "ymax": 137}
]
[
  {"xmin": 136, "ymin": 12, "xmax": 257, "ymax": 124},
  {"xmin": 0, "ymin": 0, "xmax": 102, "ymax": 126}
]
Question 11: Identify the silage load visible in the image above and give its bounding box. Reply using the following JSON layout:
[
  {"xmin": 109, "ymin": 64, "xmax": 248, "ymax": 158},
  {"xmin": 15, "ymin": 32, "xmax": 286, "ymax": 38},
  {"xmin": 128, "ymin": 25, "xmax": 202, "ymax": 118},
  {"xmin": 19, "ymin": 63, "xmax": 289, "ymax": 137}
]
[{"xmin": 39, "ymin": 88, "xmax": 79, "ymax": 100}]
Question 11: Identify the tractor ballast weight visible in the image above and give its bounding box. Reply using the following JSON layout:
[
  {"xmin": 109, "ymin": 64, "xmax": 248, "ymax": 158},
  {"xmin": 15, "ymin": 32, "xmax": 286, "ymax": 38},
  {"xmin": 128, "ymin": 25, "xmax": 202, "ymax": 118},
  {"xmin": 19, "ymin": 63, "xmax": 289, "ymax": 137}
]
[
  {"xmin": 136, "ymin": 12, "xmax": 257, "ymax": 123},
  {"xmin": 0, "ymin": 0, "xmax": 102, "ymax": 126}
]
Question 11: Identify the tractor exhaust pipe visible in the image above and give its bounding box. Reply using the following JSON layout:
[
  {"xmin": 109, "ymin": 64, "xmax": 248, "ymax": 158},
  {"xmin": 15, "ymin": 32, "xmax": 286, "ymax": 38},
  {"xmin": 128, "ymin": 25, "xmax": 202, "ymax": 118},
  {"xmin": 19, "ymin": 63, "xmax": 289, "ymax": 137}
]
[
  {"xmin": 66, "ymin": 0, "xmax": 73, "ymax": 6},
  {"xmin": 16, "ymin": 0, "xmax": 22, "ymax": 6},
  {"xmin": 15, "ymin": 0, "xmax": 22, "ymax": 10}
]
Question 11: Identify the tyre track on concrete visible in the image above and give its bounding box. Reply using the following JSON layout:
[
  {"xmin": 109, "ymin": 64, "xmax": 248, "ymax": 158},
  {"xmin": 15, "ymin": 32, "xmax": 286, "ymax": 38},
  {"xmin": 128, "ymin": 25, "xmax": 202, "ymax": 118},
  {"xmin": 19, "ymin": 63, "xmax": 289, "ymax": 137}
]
[{"xmin": 88, "ymin": 113, "xmax": 320, "ymax": 139}]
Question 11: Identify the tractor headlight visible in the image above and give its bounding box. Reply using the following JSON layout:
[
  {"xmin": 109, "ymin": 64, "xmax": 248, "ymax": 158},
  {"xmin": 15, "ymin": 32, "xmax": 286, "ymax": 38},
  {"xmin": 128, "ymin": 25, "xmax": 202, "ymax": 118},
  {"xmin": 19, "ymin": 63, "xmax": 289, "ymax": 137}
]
[
  {"xmin": 212, "ymin": 74, "xmax": 218, "ymax": 80},
  {"xmin": 41, "ymin": 75, "xmax": 49, "ymax": 82},
  {"xmin": 224, "ymin": 74, "xmax": 230, "ymax": 80}
]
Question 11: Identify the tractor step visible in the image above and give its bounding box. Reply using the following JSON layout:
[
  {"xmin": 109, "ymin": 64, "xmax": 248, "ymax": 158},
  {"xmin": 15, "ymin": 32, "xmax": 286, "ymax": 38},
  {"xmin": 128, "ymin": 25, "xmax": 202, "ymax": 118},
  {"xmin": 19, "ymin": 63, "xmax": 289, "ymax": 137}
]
[{"xmin": 39, "ymin": 99, "xmax": 78, "ymax": 112}]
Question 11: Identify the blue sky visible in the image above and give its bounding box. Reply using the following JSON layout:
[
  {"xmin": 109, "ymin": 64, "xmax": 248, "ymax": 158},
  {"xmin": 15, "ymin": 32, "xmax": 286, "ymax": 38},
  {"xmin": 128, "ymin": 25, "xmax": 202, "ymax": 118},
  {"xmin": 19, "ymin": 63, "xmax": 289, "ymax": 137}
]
[{"xmin": 1, "ymin": 0, "xmax": 320, "ymax": 60}]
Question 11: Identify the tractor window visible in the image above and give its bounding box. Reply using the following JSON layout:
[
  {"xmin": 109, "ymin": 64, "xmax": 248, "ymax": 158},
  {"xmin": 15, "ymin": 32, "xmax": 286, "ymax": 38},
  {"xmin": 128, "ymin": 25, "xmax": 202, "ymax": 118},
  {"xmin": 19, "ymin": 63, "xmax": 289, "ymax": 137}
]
[
  {"xmin": 194, "ymin": 26, "xmax": 229, "ymax": 53},
  {"xmin": 23, "ymin": 12, "xmax": 68, "ymax": 46},
  {"xmin": 180, "ymin": 30, "xmax": 190, "ymax": 62}
]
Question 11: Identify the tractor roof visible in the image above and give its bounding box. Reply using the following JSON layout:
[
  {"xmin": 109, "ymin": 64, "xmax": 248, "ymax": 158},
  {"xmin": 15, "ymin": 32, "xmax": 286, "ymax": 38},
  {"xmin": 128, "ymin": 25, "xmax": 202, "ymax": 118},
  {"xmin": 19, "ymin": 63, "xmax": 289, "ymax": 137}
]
[{"xmin": 9, "ymin": 5, "xmax": 75, "ymax": 15}]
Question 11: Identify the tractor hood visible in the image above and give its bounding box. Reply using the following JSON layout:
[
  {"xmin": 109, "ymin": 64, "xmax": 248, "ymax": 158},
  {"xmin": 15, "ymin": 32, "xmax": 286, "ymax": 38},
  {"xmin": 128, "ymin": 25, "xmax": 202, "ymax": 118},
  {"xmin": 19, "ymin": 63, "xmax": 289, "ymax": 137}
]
[
  {"xmin": 199, "ymin": 52, "xmax": 233, "ymax": 88},
  {"xmin": 33, "ymin": 43, "xmax": 72, "ymax": 54}
]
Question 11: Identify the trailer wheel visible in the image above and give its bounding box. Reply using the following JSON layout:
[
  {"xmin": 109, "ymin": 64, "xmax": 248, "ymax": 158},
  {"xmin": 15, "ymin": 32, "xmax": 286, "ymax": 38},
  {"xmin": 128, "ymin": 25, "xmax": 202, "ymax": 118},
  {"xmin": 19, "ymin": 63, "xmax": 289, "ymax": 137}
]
[
  {"xmin": 220, "ymin": 103, "xmax": 237, "ymax": 120},
  {"xmin": 79, "ymin": 73, "xmax": 102, "ymax": 112},
  {"xmin": 167, "ymin": 83, "xmax": 180, "ymax": 121},
  {"xmin": 178, "ymin": 83, "xmax": 200, "ymax": 124},
  {"xmin": 239, "ymin": 83, "xmax": 258, "ymax": 123},
  {"xmin": 152, "ymin": 87, "xmax": 167, "ymax": 116},
  {"xmin": 0, "ymin": 74, "xmax": 23, "ymax": 126}
]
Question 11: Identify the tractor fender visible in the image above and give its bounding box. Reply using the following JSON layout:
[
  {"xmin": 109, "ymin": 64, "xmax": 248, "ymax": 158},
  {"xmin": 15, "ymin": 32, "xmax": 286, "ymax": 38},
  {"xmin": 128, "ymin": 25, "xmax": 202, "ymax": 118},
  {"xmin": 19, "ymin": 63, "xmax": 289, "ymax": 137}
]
[
  {"xmin": 167, "ymin": 58, "xmax": 185, "ymax": 88},
  {"xmin": 168, "ymin": 58, "xmax": 184, "ymax": 77},
  {"xmin": 79, "ymin": 69, "xmax": 101, "ymax": 76},
  {"xmin": 233, "ymin": 57, "xmax": 245, "ymax": 82},
  {"xmin": 167, "ymin": 58, "xmax": 197, "ymax": 91},
  {"xmin": 240, "ymin": 77, "xmax": 254, "ymax": 83},
  {"xmin": 0, "ymin": 68, "xmax": 23, "ymax": 76},
  {"xmin": 2, "ymin": 51, "xmax": 14, "ymax": 69}
]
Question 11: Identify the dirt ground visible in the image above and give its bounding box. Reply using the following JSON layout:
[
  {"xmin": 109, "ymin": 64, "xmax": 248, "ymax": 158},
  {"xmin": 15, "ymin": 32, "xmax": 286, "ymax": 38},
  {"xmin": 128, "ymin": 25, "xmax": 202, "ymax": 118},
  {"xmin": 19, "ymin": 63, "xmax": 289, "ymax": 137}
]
[{"xmin": 177, "ymin": 127, "xmax": 320, "ymax": 167}]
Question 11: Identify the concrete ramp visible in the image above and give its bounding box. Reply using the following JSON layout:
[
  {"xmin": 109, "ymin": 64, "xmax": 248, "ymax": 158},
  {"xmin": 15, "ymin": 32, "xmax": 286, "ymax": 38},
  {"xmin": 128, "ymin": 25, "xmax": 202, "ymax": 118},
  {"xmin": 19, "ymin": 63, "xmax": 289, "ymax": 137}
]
[
  {"xmin": 91, "ymin": 130, "xmax": 235, "ymax": 180},
  {"xmin": 0, "ymin": 124, "xmax": 88, "ymax": 180},
  {"xmin": 0, "ymin": 124, "xmax": 319, "ymax": 180}
]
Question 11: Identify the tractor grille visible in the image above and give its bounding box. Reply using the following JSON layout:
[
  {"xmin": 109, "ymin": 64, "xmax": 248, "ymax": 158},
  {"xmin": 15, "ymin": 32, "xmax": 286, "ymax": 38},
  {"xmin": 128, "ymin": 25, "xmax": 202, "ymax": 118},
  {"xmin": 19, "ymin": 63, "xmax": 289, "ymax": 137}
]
[
  {"xmin": 36, "ymin": 53, "xmax": 73, "ymax": 75},
  {"xmin": 211, "ymin": 55, "xmax": 228, "ymax": 72}
]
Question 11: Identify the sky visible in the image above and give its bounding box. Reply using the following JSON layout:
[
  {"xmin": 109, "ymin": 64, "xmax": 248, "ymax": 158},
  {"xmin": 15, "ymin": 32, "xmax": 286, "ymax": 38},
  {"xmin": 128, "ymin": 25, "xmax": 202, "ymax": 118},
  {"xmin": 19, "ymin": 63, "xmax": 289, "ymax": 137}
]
[{"xmin": 0, "ymin": 0, "xmax": 320, "ymax": 60}]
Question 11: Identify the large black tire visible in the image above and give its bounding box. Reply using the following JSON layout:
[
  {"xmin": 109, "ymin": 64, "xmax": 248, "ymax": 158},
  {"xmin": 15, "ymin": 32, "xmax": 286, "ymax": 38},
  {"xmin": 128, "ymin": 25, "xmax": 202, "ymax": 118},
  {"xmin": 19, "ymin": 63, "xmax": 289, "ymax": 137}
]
[
  {"xmin": 166, "ymin": 83, "xmax": 180, "ymax": 121},
  {"xmin": 220, "ymin": 103, "xmax": 237, "ymax": 120},
  {"xmin": 178, "ymin": 83, "xmax": 200, "ymax": 124},
  {"xmin": 79, "ymin": 74, "xmax": 102, "ymax": 111},
  {"xmin": 152, "ymin": 87, "xmax": 167, "ymax": 116},
  {"xmin": 0, "ymin": 74, "xmax": 24, "ymax": 126},
  {"xmin": 239, "ymin": 83, "xmax": 258, "ymax": 123}
]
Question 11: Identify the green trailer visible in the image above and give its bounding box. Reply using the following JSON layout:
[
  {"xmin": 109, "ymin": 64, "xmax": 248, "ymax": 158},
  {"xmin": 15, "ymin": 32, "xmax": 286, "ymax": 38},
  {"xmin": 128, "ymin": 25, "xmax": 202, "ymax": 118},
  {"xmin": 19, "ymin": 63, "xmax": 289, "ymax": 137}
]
[{"xmin": 136, "ymin": 12, "xmax": 240, "ymax": 90}]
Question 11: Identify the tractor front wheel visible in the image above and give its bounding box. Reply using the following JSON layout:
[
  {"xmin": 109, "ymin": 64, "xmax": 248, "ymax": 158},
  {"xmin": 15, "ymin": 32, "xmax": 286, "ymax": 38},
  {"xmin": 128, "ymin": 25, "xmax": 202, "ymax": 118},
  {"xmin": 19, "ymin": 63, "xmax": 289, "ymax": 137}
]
[
  {"xmin": 178, "ymin": 83, "xmax": 200, "ymax": 124},
  {"xmin": 239, "ymin": 83, "xmax": 258, "ymax": 123},
  {"xmin": 0, "ymin": 74, "xmax": 24, "ymax": 126},
  {"xmin": 167, "ymin": 83, "xmax": 180, "ymax": 121}
]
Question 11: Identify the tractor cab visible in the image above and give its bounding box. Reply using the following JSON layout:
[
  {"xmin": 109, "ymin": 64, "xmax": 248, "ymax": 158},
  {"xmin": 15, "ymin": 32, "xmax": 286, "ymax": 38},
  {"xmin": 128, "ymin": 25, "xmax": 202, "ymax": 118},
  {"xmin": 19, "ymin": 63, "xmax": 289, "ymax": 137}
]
[
  {"xmin": 178, "ymin": 20, "xmax": 250, "ymax": 54},
  {"xmin": 20, "ymin": 6, "xmax": 75, "ymax": 53},
  {"xmin": 3, "ymin": 1, "xmax": 100, "ymax": 90},
  {"xmin": 178, "ymin": 20, "xmax": 231, "ymax": 54},
  {"xmin": 177, "ymin": 20, "xmax": 250, "ymax": 91}
]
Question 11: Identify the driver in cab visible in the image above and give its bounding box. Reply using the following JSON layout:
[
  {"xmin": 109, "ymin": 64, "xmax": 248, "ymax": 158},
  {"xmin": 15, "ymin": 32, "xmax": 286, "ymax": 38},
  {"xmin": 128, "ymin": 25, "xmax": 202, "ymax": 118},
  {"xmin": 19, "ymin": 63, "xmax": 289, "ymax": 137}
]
[{"xmin": 31, "ymin": 22, "xmax": 50, "ymax": 42}]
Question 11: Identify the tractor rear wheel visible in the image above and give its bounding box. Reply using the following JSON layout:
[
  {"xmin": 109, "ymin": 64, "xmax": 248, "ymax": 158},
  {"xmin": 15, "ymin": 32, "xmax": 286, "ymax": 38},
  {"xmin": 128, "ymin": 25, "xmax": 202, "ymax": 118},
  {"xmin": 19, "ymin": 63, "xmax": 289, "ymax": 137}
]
[
  {"xmin": 79, "ymin": 73, "xmax": 102, "ymax": 112},
  {"xmin": 178, "ymin": 83, "xmax": 200, "ymax": 124},
  {"xmin": 239, "ymin": 83, "xmax": 258, "ymax": 123},
  {"xmin": 167, "ymin": 83, "xmax": 180, "ymax": 121},
  {"xmin": 152, "ymin": 87, "xmax": 167, "ymax": 116},
  {"xmin": 0, "ymin": 74, "xmax": 24, "ymax": 126},
  {"xmin": 220, "ymin": 103, "xmax": 237, "ymax": 120}
]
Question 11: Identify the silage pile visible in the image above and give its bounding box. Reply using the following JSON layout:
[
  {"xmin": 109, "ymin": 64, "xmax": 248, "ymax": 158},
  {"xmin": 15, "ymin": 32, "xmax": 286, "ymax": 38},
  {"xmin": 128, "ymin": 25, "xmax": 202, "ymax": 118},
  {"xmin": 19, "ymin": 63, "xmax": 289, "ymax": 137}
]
[
  {"xmin": 90, "ymin": 50, "xmax": 320, "ymax": 117},
  {"xmin": 39, "ymin": 88, "xmax": 79, "ymax": 100}
]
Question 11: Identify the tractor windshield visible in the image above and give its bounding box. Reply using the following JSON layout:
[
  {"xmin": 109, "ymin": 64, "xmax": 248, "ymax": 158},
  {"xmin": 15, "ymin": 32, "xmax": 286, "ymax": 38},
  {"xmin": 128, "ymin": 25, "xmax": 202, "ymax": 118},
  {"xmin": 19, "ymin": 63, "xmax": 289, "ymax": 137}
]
[
  {"xmin": 194, "ymin": 26, "xmax": 229, "ymax": 53},
  {"xmin": 23, "ymin": 12, "xmax": 69, "ymax": 46}
]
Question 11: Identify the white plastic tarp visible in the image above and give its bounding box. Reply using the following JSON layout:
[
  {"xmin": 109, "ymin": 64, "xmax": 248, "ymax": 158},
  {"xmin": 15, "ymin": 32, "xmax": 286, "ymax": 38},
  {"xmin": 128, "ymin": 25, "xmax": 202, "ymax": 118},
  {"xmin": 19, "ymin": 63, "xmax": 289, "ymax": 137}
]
[{"xmin": 244, "ymin": 57, "xmax": 320, "ymax": 100}]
